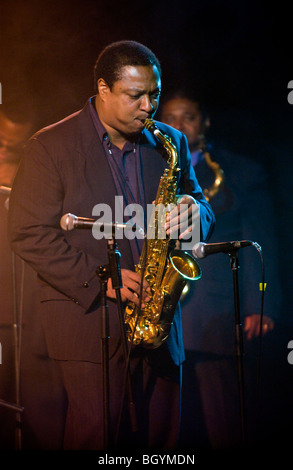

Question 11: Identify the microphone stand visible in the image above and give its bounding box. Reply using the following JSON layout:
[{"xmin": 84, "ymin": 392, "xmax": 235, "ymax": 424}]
[
  {"xmin": 96, "ymin": 233, "xmax": 137, "ymax": 449},
  {"xmin": 96, "ymin": 263, "xmax": 110, "ymax": 450},
  {"xmin": 228, "ymin": 248, "xmax": 247, "ymax": 449}
]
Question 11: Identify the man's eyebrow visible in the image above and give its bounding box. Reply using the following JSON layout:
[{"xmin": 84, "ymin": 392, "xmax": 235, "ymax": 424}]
[{"xmin": 126, "ymin": 86, "xmax": 161, "ymax": 94}]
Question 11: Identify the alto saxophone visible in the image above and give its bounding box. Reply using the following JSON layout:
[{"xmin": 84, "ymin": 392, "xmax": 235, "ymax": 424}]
[{"xmin": 124, "ymin": 118, "xmax": 202, "ymax": 349}]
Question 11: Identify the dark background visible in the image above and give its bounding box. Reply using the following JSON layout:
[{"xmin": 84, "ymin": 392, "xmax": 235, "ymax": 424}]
[
  {"xmin": 0, "ymin": 0, "xmax": 292, "ymax": 454},
  {"xmin": 0, "ymin": 0, "xmax": 292, "ymax": 142}
]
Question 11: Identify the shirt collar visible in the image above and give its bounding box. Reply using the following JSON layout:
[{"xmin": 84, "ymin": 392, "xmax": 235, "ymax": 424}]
[{"xmin": 191, "ymin": 149, "xmax": 204, "ymax": 167}]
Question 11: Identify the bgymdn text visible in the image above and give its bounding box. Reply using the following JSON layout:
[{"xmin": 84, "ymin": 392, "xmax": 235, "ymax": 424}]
[{"xmin": 97, "ymin": 454, "xmax": 196, "ymax": 466}]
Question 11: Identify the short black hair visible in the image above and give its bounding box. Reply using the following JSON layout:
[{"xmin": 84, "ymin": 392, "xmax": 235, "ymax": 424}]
[{"xmin": 93, "ymin": 40, "xmax": 161, "ymax": 92}]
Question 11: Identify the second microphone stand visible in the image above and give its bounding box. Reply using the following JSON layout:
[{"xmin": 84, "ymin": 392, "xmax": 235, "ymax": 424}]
[{"xmin": 228, "ymin": 248, "xmax": 247, "ymax": 448}]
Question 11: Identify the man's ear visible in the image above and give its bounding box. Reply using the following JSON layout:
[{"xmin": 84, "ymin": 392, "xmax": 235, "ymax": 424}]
[{"xmin": 97, "ymin": 78, "xmax": 110, "ymax": 99}]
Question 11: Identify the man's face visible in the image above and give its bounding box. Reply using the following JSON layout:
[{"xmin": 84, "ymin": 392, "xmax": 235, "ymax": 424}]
[
  {"xmin": 97, "ymin": 64, "xmax": 161, "ymax": 137},
  {"xmin": 0, "ymin": 112, "xmax": 33, "ymax": 163},
  {"xmin": 160, "ymin": 98, "xmax": 207, "ymax": 151}
]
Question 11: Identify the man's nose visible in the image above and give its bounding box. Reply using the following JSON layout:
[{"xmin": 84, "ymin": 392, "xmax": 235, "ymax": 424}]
[
  {"xmin": 140, "ymin": 95, "xmax": 154, "ymax": 113},
  {"xmin": 172, "ymin": 120, "xmax": 184, "ymax": 132}
]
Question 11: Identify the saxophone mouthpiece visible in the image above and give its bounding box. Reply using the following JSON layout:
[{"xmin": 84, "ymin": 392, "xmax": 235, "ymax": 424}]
[
  {"xmin": 144, "ymin": 118, "xmax": 157, "ymax": 133},
  {"xmin": 144, "ymin": 119, "xmax": 165, "ymax": 142}
]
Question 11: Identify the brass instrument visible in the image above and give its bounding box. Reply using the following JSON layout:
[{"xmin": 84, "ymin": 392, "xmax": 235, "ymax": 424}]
[
  {"xmin": 198, "ymin": 135, "xmax": 225, "ymax": 202},
  {"xmin": 180, "ymin": 137, "xmax": 225, "ymax": 302},
  {"xmin": 124, "ymin": 118, "xmax": 202, "ymax": 349}
]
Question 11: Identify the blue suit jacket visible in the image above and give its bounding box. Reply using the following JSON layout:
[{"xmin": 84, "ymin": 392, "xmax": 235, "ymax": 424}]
[{"xmin": 8, "ymin": 100, "xmax": 215, "ymax": 366}]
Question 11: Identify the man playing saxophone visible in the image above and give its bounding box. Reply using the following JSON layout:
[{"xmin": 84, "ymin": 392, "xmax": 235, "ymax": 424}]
[{"xmin": 8, "ymin": 40, "xmax": 215, "ymax": 450}]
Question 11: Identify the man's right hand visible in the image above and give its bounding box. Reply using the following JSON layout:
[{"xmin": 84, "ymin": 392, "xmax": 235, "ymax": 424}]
[{"xmin": 107, "ymin": 268, "xmax": 151, "ymax": 306}]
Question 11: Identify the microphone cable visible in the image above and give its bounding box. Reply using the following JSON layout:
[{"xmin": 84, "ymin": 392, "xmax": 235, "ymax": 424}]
[{"xmin": 251, "ymin": 242, "xmax": 266, "ymax": 412}]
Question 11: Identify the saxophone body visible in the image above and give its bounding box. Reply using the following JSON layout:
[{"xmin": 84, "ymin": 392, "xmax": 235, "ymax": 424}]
[{"xmin": 124, "ymin": 119, "xmax": 201, "ymax": 349}]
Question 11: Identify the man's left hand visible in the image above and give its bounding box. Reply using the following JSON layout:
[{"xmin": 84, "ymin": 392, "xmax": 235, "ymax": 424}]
[{"xmin": 165, "ymin": 194, "xmax": 199, "ymax": 240}]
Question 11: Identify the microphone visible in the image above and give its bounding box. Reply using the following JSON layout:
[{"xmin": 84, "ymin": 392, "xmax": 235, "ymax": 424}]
[
  {"xmin": 192, "ymin": 240, "xmax": 253, "ymax": 259},
  {"xmin": 60, "ymin": 213, "xmax": 144, "ymax": 236}
]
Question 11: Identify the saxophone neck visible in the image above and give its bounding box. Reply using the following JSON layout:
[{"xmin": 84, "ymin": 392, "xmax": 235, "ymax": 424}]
[
  {"xmin": 197, "ymin": 135, "xmax": 225, "ymax": 202},
  {"xmin": 144, "ymin": 118, "xmax": 178, "ymax": 170}
]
